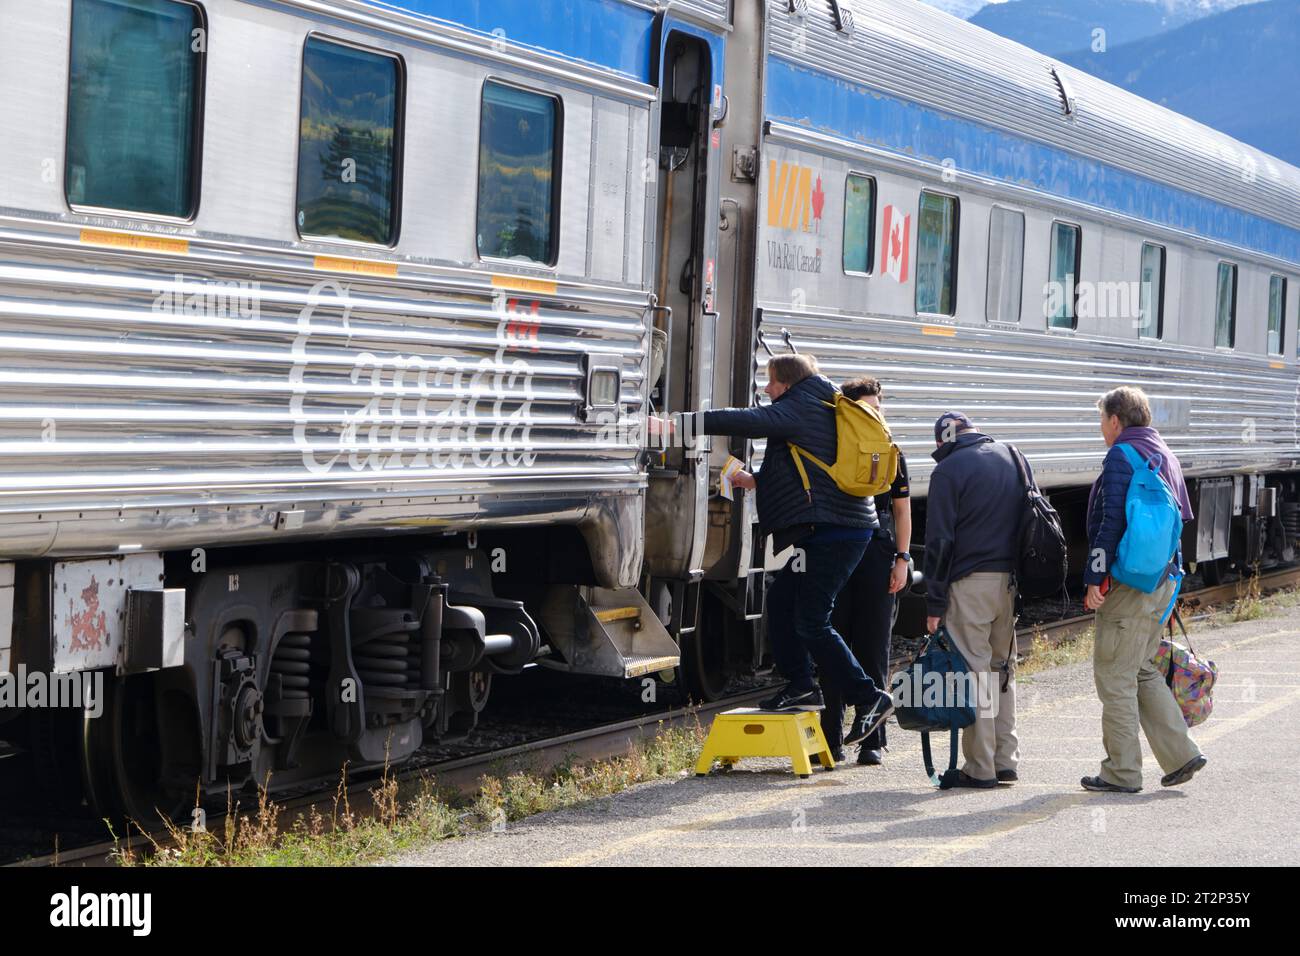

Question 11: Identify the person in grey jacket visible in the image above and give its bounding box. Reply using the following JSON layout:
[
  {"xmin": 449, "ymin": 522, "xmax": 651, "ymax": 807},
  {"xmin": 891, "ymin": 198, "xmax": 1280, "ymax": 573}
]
[
  {"xmin": 923, "ymin": 412, "xmax": 1027, "ymax": 788},
  {"xmin": 670, "ymin": 354, "xmax": 893, "ymax": 740}
]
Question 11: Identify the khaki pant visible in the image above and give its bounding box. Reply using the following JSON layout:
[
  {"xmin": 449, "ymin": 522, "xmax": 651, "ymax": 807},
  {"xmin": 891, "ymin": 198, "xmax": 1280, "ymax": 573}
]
[
  {"xmin": 1093, "ymin": 579, "xmax": 1201, "ymax": 789},
  {"xmin": 945, "ymin": 572, "xmax": 1019, "ymax": 781}
]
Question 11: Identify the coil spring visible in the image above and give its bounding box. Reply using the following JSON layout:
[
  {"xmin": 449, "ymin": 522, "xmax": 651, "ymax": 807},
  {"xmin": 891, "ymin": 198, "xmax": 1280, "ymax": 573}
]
[
  {"xmin": 1283, "ymin": 502, "xmax": 1300, "ymax": 543},
  {"xmin": 353, "ymin": 614, "xmax": 422, "ymax": 690},
  {"xmin": 270, "ymin": 632, "xmax": 313, "ymax": 700}
]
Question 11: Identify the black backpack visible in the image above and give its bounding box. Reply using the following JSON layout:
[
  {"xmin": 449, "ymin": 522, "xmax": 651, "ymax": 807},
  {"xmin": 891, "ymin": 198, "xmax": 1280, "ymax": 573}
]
[{"xmin": 1007, "ymin": 444, "xmax": 1068, "ymax": 598}]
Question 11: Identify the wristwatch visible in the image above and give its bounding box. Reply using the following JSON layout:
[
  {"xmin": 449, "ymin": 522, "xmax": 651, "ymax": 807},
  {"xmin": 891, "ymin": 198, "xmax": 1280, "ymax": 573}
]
[{"xmin": 894, "ymin": 552, "xmax": 912, "ymax": 563}]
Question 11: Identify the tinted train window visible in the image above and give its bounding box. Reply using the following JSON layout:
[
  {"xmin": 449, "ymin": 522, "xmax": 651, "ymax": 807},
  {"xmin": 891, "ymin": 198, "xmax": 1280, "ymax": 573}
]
[
  {"xmin": 296, "ymin": 37, "xmax": 402, "ymax": 245},
  {"xmin": 1138, "ymin": 243, "xmax": 1166, "ymax": 340},
  {"xmin": 1048, "ymin": 222, "xmax": 1081, "ymax": 330},
  {"xmin": 986, "ymin": 207, "xmax": 1024, "ymax": 324},
  {"xmin": 65, "ymin": 0, "xmax": 205, "ymax": 218},
  {"xmin": 916, "ymin": 192, "xmax": 959, "ymax": 316},
  {"xmin": 1268, "ymin": 275, "xmax": 1287, "ymax": 356},
  {"xmin": 1215, "ymin": 262, "xmax": 1238, "ymax": 348},
  {"xmin": 477, "ymin": 81, "xmax": 560, "ymax": 265},
  {"xmin": 843, "ymin": 174, "xmax": 875, "ymax": 275}
]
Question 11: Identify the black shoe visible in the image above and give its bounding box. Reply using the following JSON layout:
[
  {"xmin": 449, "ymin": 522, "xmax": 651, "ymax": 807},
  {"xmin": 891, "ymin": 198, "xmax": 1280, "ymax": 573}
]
[
  {"xmin": 1081, "ymin": 775, "xmax": 1141, "ymax": 793},
  {"xmin": 815, "ymin": 749, "xmax": 845, "ymax": 766},
  {"xmin": 939, "ymin": 770, "xmax": 998, "ymax": 790},
  {"xmin": 758, "ymin": 685, "xmax": 823, "ymax": 712},
  {"xmin": 1161, "ymin": 754, "xmax": 1207, "ymax": 788},
  {"xmin": 845, "ymin": 689, "xmax": 894, "ymax": 745},
  {"xmin": 857, "ymin": 748, "xmax": 883, "ymax": 766},
  {"xmin": 996, "ymin": 769, "xmax": 1018, "ymax": 784}
]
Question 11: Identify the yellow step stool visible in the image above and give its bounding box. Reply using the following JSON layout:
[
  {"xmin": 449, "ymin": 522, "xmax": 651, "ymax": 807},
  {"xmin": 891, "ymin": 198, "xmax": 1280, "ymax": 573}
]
[{"xmin": 695, "ymin": 708, "xmax": 835, "ymax": 778}]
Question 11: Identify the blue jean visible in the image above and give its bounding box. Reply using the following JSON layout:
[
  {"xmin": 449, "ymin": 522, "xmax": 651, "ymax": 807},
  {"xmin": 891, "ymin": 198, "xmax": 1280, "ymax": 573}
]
[{"xmin": 765, "ymin": 535, "xmax": 881, "ymax": 706}]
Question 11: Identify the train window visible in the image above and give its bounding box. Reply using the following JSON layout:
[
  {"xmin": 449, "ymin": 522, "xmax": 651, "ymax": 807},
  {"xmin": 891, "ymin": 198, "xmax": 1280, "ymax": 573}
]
[
  {"xmin": 1215, "ymin": 262, "xmax": 1238, "ymax": 348},
  {"xmin": 65, "ymin": 0, "xmax": 205, "ymax": 219},
  {"xmin": 1268, "ymin": 275, "xmax": 1287, "ymax": 356},
  {"xmin": 1138, "ymin": 243, "xmax": 1166, "ymax": 340},
  {"xmin": 477, "ymin": 80, "xmax": 561, "ymax": 265},
  {"xmin": 296, "ymin": 36, "xmax": 403, "ymax": 246},
  {"xmin": 842, "ymin": 174, "xmax": 876, "ymax": 275},
  {"xmin": 1048, "ymin": 221, "xmax": 1081, "ymax": 330},
  {"xmin": 916, "ymin": 192, "xmax": 959, "ymax": 316},
  {"xmin": 986, "ymin": 207, "xmax": 1025, "ymax": 324}
]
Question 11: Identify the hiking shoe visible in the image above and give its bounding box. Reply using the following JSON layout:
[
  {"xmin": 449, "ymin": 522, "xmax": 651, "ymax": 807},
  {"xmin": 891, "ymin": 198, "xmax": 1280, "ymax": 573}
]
[
  {"xmin": 1161, "ymin": 754, "xmax": 1207, "ymax": 788},
  {"xmin": 940, "ymin": 770, "xmax": 998, "ymax": 790},
  {"xmin": 844, "ymin": 689, "xmax": 894, "ymax": 745},
  {"xmin": 1081, "ymin": 775, "xmax": 1141, "ymax": 794},
  {"xmin": 996, "ymin": 769, "xmax": 1018, "ymax": 784},
  {"xmin": 758, "ymin": 685, "xmax": 823, "ymax": 712},
  {"xmin": 857, "ymin": 748, "xmax": 883, "ymax": 766}
]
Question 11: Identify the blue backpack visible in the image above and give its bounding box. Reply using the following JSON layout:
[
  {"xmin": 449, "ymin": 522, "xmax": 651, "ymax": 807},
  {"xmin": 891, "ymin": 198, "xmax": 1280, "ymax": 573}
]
[{"xmin": 1111, "ymin": 443, "xmax": 1183, "ymax": 594}]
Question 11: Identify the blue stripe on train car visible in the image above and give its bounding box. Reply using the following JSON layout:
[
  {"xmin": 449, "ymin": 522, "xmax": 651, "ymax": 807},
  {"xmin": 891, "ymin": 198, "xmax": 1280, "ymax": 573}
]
[
  {"xmin": 765, "ymin": 57, "xmax": 1300, "ymax": 267},
  {"xmin": 360, "ymin": 0, "xmax": 657, "ymax": 82}
]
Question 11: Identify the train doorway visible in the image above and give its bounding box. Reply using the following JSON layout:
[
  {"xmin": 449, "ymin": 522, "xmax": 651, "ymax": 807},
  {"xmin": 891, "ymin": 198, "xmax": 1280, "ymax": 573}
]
[{"xmin": 645, "ymin": 25, "xmax": 728, "ymax": 699}]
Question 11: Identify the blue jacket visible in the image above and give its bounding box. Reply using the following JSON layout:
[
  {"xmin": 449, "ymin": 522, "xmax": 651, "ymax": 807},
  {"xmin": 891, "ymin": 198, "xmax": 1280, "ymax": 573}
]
[
  {"xmin": 1084, "ymin": 427, "xmax": 1192, "ymax": 587},
  {"xmin": 923, "ymin": 432, "xmax": 1027, "ymax": 615},
  {"xmin": 695, "ymin": 374, "xmax": 878, "ymax": 539}
]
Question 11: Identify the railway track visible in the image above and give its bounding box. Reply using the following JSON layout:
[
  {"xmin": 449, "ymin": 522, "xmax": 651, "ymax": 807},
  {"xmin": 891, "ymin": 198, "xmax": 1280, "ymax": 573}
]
[{"xmin": 9, "ymin": 564, "xmax": 1299, "ymax": 869}]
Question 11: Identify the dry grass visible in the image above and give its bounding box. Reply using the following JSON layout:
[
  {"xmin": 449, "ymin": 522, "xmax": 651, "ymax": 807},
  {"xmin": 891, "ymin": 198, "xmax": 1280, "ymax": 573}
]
[
  {"xmin": 1018, "ymin": 625, "xmax": 1095, "ymax": 677},
  {"xmin": 116, "ymin": 718, "xmax": 707, "ymax": 867}
]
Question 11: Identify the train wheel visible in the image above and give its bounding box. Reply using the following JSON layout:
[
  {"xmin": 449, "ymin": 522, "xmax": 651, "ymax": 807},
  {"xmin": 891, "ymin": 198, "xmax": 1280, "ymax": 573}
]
[
  {"xmin": 82, "ymin": 673, "xmax": 194, "ymax": 829},
  {"xmin": 682, "ymin": 592, "xmax": 730, "ymax": 703}
]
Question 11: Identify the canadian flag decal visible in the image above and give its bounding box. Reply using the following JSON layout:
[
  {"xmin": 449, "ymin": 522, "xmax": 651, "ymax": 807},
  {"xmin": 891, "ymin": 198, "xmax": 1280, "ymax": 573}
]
[{"xmin": 880, "ymin": 204, "xmax": 911, "ymax": 283}]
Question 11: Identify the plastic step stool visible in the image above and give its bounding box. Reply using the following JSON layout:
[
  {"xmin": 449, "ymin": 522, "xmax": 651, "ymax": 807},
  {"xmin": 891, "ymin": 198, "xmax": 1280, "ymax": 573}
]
[{"xmin": 695, "ymin": 708, "xmax": 835, "ymax": 778}]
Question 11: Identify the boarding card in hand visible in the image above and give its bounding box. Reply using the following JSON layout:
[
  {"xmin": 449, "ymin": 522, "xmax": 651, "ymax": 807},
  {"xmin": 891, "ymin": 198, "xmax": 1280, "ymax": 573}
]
[{"xmin": 719, "ymin": 456, "xmax": 746, "ymax": 500}]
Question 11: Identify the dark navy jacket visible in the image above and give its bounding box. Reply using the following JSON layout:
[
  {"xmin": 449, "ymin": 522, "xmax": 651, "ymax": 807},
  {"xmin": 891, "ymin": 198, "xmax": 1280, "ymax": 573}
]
[
  {"xmin": 923, "ymin": 432, "xmax": 1028, "ymax": 615},
  {"xmin": 1084, "ymin": 426, "xmax": 1193, "ymax": 587},
  {"xmin": 695, "ymin": 374, "xmax": 878, "ymax": 541}
]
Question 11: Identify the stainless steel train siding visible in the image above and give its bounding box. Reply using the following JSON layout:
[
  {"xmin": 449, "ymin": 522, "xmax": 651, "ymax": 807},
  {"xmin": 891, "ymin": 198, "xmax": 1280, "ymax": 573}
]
[
  {"xmin": 0, "ymin": 0, "xmax": 659, "ymax": 589},
  {"xmin": 766, "ymin": 0, "xmax": 1300, "ymax": 231},
  {"xmin": 753, "ymin": 308, "xmax": 1300, "ymax": 496}
]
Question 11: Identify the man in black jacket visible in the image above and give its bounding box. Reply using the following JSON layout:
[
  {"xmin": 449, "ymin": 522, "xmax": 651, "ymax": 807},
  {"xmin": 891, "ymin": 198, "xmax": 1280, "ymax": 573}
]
[
  {"xmin": 823, "ymin": 376, "xmax": 912, "ymax": 765},
  {"xmin": 678, "ymin": 354, "xmax": 893, "ymax": 739},
  {"xmin": 923, "ymin": 412, "xmax": 1026, "ymax": 788}
]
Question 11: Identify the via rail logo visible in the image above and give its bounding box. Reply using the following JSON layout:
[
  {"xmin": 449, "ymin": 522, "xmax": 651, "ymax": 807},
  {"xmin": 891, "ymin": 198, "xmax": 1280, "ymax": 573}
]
[
  {"xmin": 766, "ymin": 160, "xmax": 825, "ymax": 276},
  {"xmin": 766, "ymin": 160, "xmax": 825, "ymax": 233}
]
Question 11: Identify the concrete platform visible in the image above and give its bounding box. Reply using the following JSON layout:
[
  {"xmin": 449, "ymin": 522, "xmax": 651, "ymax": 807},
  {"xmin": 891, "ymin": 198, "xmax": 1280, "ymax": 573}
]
[{"xmin": 385, "ymin": 603, "xmax": 1300, "ymax": 867}]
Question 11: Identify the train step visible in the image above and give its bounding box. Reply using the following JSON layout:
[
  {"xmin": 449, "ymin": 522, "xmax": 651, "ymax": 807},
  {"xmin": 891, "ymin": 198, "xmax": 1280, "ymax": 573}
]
[
  {"xmin": 695, "ymin": 709, "xmax": 837, "ymax": 779},
  {"xmin": 536, "ymin": 585, "xmax": 680, "ymax": 679}
]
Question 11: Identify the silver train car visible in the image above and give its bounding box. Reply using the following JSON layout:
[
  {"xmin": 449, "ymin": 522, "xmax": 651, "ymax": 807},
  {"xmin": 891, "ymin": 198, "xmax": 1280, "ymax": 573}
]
[{"xmin": 0, "ymin": 0, "xmax": 1296, "ymax": 819}]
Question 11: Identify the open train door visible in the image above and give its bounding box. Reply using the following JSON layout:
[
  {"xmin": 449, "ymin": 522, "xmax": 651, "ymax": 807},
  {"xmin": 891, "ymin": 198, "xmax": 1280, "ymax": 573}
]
[{"xmin": 644, "ymin": 16, "xmax": 728, "ymax": 698}]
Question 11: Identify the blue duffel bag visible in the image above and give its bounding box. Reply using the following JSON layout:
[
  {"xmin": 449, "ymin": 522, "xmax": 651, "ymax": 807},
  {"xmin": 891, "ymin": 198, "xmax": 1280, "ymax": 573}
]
[{"xmin": 892, "ymin": 624, "xmax": 977, "ymax": 789}]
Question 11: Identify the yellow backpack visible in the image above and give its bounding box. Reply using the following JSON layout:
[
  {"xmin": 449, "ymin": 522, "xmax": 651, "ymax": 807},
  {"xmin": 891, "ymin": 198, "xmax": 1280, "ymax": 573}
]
[{"xmin": 789, "ymin": 395, "xmax": 900, "ymax": 500}]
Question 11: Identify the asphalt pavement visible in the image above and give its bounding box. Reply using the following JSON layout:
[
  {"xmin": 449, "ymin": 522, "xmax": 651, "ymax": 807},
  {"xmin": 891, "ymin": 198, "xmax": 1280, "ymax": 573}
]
[{"xmin": 386, "ymin": 602, "xmax": 1300, "ymax": 866}]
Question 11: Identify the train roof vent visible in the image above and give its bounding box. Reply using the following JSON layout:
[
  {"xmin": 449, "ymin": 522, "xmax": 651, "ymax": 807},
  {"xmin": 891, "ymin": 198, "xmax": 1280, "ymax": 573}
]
[
  {"xmin": 1049, "ymin": 64, "xmax": 1077, "ymax": 118},
  {"xmin": 829, "ymin": 1, "xmax": 856, "ymax": 36}
]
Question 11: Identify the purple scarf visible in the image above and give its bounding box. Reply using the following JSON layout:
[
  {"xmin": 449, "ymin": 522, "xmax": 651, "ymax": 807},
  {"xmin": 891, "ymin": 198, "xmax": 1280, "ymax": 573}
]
[{"xmin": 1087, "ymin": 425, "xmax": 1194, "ymax": 522}]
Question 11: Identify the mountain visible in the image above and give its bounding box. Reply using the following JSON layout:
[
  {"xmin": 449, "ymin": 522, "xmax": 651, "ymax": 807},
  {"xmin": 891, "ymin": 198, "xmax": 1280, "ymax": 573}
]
[
  {"xmin": 964, "ymin": 0, "xmax": 1267, "ymax": 55},
  {"xmin": 917, "ymin": 0, "xmax": 994, "ymax": 17},
  {"xmin": 1064, "ymin": 0, "xmax": 1300, "ymax": 165}
]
